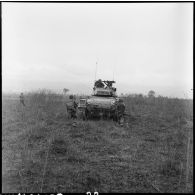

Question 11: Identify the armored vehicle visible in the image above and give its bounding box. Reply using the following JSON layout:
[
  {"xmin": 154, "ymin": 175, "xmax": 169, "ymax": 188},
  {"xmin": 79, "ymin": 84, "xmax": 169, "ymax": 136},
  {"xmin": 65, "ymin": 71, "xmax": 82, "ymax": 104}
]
[{"xmin": 77, "ymin": 79, "xmax": 125, "ymax": 123}]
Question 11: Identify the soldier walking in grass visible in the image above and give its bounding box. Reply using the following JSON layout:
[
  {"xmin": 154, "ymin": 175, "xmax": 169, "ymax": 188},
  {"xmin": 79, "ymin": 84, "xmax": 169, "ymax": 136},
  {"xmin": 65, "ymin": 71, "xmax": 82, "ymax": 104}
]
[
  {"xmin": 66, "ymin": 95, "xmax": 78, "ymax": 119},
  {"xmin": 116, "ymin": 99, "xmax": 125, "ymax": 125},
  {"xmin": 19, "ymin": 92, "xmax": 25, "ymax": 106}
]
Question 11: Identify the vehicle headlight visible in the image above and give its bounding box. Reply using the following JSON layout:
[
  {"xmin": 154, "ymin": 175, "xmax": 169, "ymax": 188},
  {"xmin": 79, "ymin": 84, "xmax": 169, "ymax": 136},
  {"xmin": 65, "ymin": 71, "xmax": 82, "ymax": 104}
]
[
  {"xmin": 111, "ymin": 100, "xmax": 115, "ymax": 105},
  {"xmin": 111, "ymin": 103, "xmax": 116, "ymax": 110}
]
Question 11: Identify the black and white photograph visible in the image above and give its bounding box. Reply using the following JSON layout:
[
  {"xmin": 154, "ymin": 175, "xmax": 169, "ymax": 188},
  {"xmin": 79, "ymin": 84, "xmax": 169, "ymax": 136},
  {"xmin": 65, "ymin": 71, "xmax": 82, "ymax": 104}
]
[{"xmin": 2, "ymin": 2, "xmax": 193, "ymax": 193}]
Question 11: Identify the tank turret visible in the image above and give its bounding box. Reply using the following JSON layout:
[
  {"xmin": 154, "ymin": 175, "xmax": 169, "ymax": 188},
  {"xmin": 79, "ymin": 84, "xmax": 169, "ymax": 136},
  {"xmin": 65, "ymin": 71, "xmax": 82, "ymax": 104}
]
[{"xmin": 93, "ymin": 79, "xmax": 117, "ymax": 97}]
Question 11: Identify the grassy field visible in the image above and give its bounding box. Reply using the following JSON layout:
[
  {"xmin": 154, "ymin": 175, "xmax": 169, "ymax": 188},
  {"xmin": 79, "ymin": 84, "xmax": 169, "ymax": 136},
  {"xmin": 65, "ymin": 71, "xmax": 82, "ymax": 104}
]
[{"xmin": 2, "ymin": 91, "xmax": 193, "ymax": 193}]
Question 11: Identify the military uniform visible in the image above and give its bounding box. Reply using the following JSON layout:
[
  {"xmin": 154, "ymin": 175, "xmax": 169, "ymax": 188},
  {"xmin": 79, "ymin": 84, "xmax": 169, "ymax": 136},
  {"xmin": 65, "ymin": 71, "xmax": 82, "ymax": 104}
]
[
  {"xmin": 66, "ymin": 99, "xmax": 78, "ymax": 119},
  {"xmin": 116, "ymin": 99, "xmax": 125, "ymax": 124},
  {"xmin": 20, "ymin": 93, "xmax": 25, "ymax": 106}
]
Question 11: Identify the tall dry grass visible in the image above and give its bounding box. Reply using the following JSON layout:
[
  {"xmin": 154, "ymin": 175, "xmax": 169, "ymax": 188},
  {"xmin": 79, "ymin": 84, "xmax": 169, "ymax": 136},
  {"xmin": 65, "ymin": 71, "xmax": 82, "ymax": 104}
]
[{"xmin": 2, "ymin": 90, "xmax": 193, "ymax": 193}]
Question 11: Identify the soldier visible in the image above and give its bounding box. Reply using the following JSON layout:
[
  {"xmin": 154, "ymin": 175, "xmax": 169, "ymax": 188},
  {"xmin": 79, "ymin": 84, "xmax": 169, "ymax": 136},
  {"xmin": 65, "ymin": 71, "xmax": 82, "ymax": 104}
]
[
  {"xmin": 116, "ymin": 99, "xmax": 125, "ymax": 125},
  {"xmin": 66, "ymin": 95, "xmax": 78, "ymax": 119},
  {"xmin": 19, "ymin": 93, "xmax": 25, "ymax": 106},
  {"xmin": 95, "ymin": 79, "xmax": 104, "ymax": 88}
]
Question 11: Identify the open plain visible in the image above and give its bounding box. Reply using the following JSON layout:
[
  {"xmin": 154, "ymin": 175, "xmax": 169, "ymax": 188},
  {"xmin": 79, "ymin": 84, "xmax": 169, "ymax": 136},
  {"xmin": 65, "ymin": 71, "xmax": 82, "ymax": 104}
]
[{"xmin": 2, "ymin": 91, "xmax": 193, "ymax": 193}]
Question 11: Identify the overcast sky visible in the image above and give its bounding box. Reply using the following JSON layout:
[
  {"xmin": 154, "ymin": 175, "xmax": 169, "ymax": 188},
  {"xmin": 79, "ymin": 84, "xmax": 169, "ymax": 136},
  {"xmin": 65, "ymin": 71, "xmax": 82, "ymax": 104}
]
[{"xmin": 2, "ymin": 3, "xmax": 193, "ymax": 98}]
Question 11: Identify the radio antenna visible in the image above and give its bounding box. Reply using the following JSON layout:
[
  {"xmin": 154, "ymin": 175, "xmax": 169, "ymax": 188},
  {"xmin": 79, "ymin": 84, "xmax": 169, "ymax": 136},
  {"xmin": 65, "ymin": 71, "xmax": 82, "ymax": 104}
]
[
  {"xmin": 113, "ymin": 64, "xmax": 114, "ymax": 81},
  {"xmin": 113, "ymin": 60, "xmax": 116, "ymax": 81},
  {"xmin": 95, "ymin": 60, "xmax": 98, "ymax": 82}
]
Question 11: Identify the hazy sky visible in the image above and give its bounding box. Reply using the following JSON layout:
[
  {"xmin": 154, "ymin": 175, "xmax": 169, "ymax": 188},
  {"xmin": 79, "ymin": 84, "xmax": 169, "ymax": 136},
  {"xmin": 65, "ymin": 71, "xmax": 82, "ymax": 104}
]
[{"xmin": 2, "ymin": 3, "xmax": 193, "ymax": 98}]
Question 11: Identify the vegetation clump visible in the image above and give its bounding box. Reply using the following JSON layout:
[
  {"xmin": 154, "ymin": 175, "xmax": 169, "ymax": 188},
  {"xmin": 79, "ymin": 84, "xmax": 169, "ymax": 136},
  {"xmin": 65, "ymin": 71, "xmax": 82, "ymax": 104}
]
[{"xmin": 2, "ymin": 90, "xmax": 193, "ymax": 193}]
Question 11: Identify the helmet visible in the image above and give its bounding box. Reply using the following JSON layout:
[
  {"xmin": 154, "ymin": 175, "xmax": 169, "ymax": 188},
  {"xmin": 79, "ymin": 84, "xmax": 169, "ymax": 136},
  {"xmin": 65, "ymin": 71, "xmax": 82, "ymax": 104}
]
[{"xmin": 69, "ymin": 95, "xmax": 73, "ymax": 99}]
